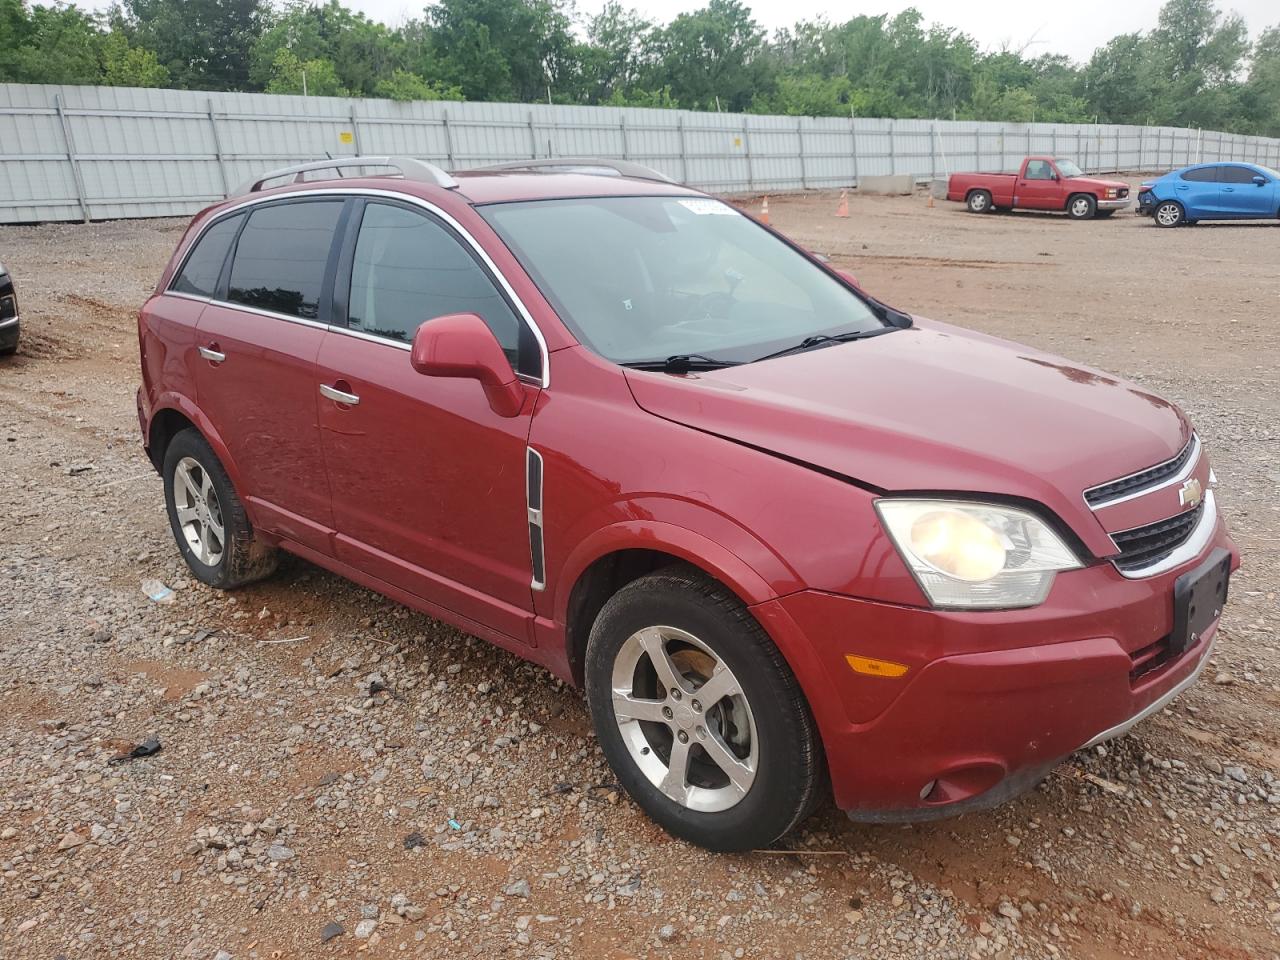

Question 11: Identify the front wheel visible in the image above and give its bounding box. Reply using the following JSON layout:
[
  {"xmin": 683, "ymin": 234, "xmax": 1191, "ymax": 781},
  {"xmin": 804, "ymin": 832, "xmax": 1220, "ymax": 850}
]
[
  {"xmin": 163, "ymin": 429, "xmax": 279, "ymax": 589},
  {"xmin": 1067, "ymin": 194, "xmax": 1097, "ymax": 220},
  {"xmin": 584, "ymin": 568, "xmax": 824, "ymax": 851},
  {"xmin": 1153, "ymin": 201, "xmax": 1184, "ymax": 228}
]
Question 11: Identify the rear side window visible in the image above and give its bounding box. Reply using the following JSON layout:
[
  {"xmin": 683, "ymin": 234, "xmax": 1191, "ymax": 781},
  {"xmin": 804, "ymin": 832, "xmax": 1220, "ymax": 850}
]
[
  {"xmin": 172, "ymin": 214, "xmax": 242, "ymax": 298},
  {"xmin": 1220, "ymin": 165, "xmax": 1262, "ymax": 184},
  {"xmin": 1179, "ymin": 167, "xmax": 1219, "ymax": 183},
  {"xmin": 228, "ymin": 201, "xmax": 343, "ymax": 320},
  {"xmin": 347, "ymin": 201, "xmax": 534, "ymax": 374}
]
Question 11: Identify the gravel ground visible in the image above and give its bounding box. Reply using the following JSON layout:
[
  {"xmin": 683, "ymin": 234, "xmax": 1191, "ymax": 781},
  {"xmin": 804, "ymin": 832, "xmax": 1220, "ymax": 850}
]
[{"xmin": 1, "ymin": 183, "xmax": 1277, "ymax": 960}]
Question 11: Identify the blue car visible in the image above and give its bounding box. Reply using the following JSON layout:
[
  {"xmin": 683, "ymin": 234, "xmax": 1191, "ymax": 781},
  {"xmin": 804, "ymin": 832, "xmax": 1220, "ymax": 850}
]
[{"xmin": 1142, "ymin": 162, "xmax": 1280, "ymax": 227}]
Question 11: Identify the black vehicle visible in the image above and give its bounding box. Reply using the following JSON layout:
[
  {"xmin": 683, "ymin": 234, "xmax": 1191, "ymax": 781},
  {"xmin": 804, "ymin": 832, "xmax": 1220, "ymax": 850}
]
[{"xmin": 0, "ymin": 262, "xmax": 18, "ymax": 356}]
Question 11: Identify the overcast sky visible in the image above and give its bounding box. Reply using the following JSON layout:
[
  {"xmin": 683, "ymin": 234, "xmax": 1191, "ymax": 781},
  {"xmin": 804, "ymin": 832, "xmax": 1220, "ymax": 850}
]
[{"xmin": 266, "ymin": 0, "xmax": 1276, "ymax": 64}]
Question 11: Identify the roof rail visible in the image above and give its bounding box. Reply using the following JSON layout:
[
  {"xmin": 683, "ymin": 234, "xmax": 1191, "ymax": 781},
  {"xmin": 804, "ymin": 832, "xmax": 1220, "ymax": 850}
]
[
  {"xmin": 232, "ymin": 156, "xmax": 458, "ymax": 197},
  {"xmin": 467, "ymin": 157, "xmax": 675, "ymax": 184}
]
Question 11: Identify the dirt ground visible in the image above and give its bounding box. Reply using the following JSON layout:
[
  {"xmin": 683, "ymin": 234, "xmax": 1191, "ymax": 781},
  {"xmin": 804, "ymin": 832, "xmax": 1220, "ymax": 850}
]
[{"xmin": 1, "ymin": 181, "xmax": 1277, "ymax": 960}]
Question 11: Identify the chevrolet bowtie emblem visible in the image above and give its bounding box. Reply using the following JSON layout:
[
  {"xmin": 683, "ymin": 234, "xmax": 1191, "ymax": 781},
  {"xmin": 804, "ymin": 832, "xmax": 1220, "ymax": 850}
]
[{"xmin": 1179, "ymin": 477, "xmax": 1203, "ymax": 508}]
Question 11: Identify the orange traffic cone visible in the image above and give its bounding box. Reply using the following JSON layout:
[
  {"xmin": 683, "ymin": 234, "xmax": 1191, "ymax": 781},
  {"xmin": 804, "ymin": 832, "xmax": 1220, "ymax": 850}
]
[
  {"xmin": 835, "ymin": 189, "xmax": 849, "ymax": 218},
  {"xmin": 759, "ymin": 196, "xmax": 770, "ymax": 225}
]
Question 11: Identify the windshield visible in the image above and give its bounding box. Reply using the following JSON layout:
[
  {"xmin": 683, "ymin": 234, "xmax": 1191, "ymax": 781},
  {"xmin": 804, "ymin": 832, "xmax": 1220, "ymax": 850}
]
[
  {"xmin": 478, "ymin": 196, "xmax": 884, "ymax": 365},
  {"xmin": 1055, "ymin": 159, "xmax": 1084, "ymax": 178}
]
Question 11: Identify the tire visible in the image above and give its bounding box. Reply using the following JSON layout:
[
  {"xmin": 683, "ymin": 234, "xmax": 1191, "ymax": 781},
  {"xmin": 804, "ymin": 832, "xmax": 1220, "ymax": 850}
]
[
  {"xmin": 584, "ymin": 567, "xmax": 825, "ymax": 851},
  {"xmin": 162, "ymin": 428, "xmax": 278, "ymax": 589},
  {"xmin": 966, "ymin": 190, "xmax": 992, "ymax": 214},
  {"xmin": 1153, "ymin": 201, "xmax": 1184, "ymax": 228},
  {"xmin": 1067, "ymin": 194, "xmax": 1097, "ymax": 220},
  {"xmin": 1095, "ymin": 209, "xmax": 1116, "ymax": 219}
]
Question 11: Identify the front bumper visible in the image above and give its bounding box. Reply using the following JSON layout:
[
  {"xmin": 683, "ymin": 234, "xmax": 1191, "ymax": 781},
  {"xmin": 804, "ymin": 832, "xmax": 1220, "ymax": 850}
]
[
  {"xmin": 1097, "ymin": 197, "xmax": 1133, "ymax": 211},
  {"xmin": 753, "ymin": 515, "xmax": 1238, "ymax": 820},
  {"xmin": 0, "ymin": 314, "xmax": 19, "ymax": 352}
]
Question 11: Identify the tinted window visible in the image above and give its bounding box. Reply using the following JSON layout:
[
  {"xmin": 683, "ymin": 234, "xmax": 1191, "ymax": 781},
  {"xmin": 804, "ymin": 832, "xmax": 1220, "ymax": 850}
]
[
  {"xmin": 1024, "ymin": 160, "xmax": 1053, "ymax": 180},
  {"xmin": 228, "ymin": 201, "xmax": 343, "ymax": 320},
  {"xmin": 1220, "ymin": 165, "xmax": 1263, "ymax": 184},
  {"xmin": 1180, "ymin": 166, "xmax": 1219, "ymax": 183},
  {"xmin": 348, "ymin": 201, "xmax": 528, "ymax": 370},
  {"xmin": 173, "ymin": 214, "xmax": 242, "ymax": 298}
]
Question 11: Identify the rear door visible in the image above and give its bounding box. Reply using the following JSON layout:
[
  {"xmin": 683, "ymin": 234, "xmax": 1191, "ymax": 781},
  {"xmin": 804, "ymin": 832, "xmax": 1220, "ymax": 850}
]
[
  {"xmin": 1173, "ymin": 165, "xmax": 1222, "ymax": 217},
  {"xmin": 1217, "ymin": 165, "xmax": 1275, "ymax": 218},
  {"xmin": 1014, "ymin": 159, "xmax": 1061, "ymax": 209},
  {"xmin": 315, "ymin": 198, "xmax": 543, "ymax": 645},
  {"xmin": 193, "ymin": 197, "xmax": 349, "ymax": 554}
]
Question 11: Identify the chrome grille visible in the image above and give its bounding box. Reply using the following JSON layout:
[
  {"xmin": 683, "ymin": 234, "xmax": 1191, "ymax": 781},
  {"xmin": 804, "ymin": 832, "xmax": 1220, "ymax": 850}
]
[
  {"xmin": 1084, "ymin": 436, "xmax": 1197, "ymax": 507},
  {"xmin": 1110, "ymin": 503, "xmax": 1204, "ymax": 573}
]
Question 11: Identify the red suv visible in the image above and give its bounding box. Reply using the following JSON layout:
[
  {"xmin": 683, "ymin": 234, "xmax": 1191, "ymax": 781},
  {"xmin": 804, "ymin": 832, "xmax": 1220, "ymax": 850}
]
[{"xmin": 138, "ymin": 157, "xmax": 1237, "ymax": 851}]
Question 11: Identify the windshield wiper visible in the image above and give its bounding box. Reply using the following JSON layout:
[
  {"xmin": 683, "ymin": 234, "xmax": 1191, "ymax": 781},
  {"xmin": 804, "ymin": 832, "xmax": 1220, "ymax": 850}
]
[
  {"xmin": 753, "ymin": 327, "xmax": 896, "ymax": 364},
  {"xmin": 621, "ymin": 354, "xmax": 744, "ymax": 373}
]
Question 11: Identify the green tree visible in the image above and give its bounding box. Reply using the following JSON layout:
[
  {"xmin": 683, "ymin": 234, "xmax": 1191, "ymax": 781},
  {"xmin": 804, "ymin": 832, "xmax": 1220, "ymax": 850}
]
[
  {"xmin": 650, "ymin": 0, "xmax": 773, "ymax": 112},
  {"xmin": 0, "ymin": 1, "xmax": 103, "ymax": 84},
  {"xmin": 264, "ymin": 47, "xmax": 347, "ymax": 96},
  {"xmin": 101, "ymin": 27, "xmax": 169, "ymax": 86},
  {"xmin": 373, "ymin": 68, "xmax": 461, "ymax": 102},
  {"xmin": 126, "ymin": 0, "xmax": 266, "ymax": 90}
]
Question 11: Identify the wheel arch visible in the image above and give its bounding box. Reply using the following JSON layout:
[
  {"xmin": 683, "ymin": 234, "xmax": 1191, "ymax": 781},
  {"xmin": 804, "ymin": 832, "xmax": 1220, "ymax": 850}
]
[
  {"xmin": 146, "ymin": 394, "xmax": 253, "ymax": 519},
  {"xmin": 555, "ymin": 521, "xmax": 781, "ymax": 689}
]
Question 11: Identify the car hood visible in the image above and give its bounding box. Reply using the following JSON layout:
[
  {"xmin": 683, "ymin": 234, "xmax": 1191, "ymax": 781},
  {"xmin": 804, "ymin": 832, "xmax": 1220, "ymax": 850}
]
[
  {"xmin": 1067, "ymin": 176, "xmax": 1129, "ymax": 191},
  {"xmin": 623, "ymin": 319, "xmax": 1189, "ymax": 556}
]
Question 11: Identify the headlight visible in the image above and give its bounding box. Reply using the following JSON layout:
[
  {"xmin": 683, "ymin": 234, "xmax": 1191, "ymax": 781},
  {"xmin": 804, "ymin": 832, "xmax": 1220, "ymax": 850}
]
[
  {"xmin": 875, "ymin": 499, "xmax": 1081, "ymax": 609},
  {"xmin": 1105, "ymin": 188, "xmax": 1118, "ymax": 198}
]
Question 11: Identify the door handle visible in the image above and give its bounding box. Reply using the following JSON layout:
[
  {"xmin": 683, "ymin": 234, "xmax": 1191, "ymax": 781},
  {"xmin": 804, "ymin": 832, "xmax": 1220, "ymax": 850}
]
[
  {"xmin": 198, "ymin": 345, "xmax": 225, "ymax": 363},
  {"xmin": 1176, "ymin": 184, "xmax": 1189, "ymax": 190},
  {"xmin": 1222, "ymin": 187, "xmax": 1234, "ymax": 192},
  {"xmin": 320, "ymin": 383, "xmax": 360, "ymax": 406}
]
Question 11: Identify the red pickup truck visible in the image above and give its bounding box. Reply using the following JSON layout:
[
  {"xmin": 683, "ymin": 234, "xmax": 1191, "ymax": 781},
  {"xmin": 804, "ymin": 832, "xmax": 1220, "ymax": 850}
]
[{"xmin": 948, "ymin": 156, "xmax": 1132, "ymax": 220}]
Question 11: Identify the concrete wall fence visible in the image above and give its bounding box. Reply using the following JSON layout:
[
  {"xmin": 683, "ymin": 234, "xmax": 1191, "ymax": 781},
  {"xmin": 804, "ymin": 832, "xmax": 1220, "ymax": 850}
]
[{"xmin": 4, "ymin": 82, "xmax": 1280, "ymax": 224}]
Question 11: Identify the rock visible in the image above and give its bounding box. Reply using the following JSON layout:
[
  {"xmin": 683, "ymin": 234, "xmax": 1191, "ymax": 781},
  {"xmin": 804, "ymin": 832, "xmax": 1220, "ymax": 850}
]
[
  {"xmin": 997, "ymin": 903, "xmax": 1022, "ymax": 922},
  {"xmin": 354, "ymin": 919, "xmax": 377, "ymax": 939},
  {"xmin": 658, "ymin": 924, "xmax": 677, "ymax": 941},
  {"xmin": 1224, "ymin": 766, "xmax": 1247, "ymax": 783},
  {"xmin": 1213, "ymin": 672, "xmax": 1235, "ymax": 685},
  {"xmin": 1210, "ymin": 887, "xmax": 1228, "ymax": 904},
  {"xmin": 320, "ymin": 921, "xmax": 344, "ymax": 943},
  {"xmin": 505, "ymin": 878, "xmax": 531, "ymax": 898},
  {"xmin": 266, "ymin": 844, "xmax": 294, "ymax": 862},
  {"xmin": 58, "ymin": 831, "xmax": 86, "ymax": 850}
]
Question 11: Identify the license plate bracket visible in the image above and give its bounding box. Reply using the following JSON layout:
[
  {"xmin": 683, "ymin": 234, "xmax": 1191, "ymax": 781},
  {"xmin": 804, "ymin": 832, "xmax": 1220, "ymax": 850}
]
[{"xmin": 1170, "ymin": 547, "xmax": 1231, "ymax": 658}]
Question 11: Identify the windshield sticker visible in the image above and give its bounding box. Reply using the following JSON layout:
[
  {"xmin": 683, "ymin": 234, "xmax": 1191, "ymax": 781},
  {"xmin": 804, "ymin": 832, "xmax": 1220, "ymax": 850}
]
[{"xmin": 677, "ymin": 199, "xmax": 738, "ymax": 216}]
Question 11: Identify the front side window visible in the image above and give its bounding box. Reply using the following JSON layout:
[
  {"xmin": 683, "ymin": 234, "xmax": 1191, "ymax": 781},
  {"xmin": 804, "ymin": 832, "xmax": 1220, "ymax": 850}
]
[
  {"xmin": 1024, "ymin": 160, "xmax": 1053, "ymax": 180},
  {"xmin": 480, "ymin": 196, "xmax": 884, "ymax": 365},
  {"xmin": 1054, "ymin": 159, "xmax": 1083, "ymax": 178},
  {"xmin": 346, "ymin": 201, "xmax": 534, "ymax": 375},
  {"xmin": 1220, "ymin": 165, "xmax": 1263, "ymax": 184},
  {"xmin": 173, "ymin": 214, "xmax": 242, "ymax": 298},
  {"xmin": 228, "ymin": 201, "xmax": 343, "ymax": 320}
]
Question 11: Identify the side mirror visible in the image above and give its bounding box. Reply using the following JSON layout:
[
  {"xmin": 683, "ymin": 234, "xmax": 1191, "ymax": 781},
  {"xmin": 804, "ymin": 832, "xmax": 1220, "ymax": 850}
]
[
  {"xmin": 835, "ymin": 268, "xmax": 861, "ymax": 290},
  {"xmin": 1254, "ymin": 175, "xmax": 1266, "ymax": 186},
  {"xmin": 410, "ymin": 312, "xmax": 525, "ymax": 418},
  {"xmin": 1050, "ymin": 173, "xmax": 1059, "ymax": 181}
]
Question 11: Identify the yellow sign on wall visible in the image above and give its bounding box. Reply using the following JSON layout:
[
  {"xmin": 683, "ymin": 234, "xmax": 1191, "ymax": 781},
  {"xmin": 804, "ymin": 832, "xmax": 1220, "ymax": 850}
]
[{"xmin": 339, "ymin": 131, "xmax": 354, "ymax": 145}]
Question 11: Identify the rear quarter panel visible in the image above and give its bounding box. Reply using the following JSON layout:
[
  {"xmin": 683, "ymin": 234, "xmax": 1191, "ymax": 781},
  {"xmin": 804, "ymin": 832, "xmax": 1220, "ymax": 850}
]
[{"xmin": 947, "ymin": 173, "xmax": 1016, "ymax": 205}]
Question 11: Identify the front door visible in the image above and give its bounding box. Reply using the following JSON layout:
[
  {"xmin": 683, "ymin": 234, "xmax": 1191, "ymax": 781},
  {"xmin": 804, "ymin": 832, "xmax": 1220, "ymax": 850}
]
[
  {"xmin": 1015, "ymin": 159, "xmax": 1061, "ymax": 209},
  {"xmin": 1216, "ymin": 165, "xmax": 1276, "ymax": 218},
  {"xmin": 193, "ymin": 197, "xmax": 347, "ymax": 554},
  {"xmin": 316, "ymin": 198, "xmax": 543, "ymax": 645}
]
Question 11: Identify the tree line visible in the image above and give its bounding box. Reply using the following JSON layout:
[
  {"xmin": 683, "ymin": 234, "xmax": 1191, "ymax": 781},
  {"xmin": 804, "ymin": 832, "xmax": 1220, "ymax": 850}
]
[{"xmin": 2, "ymin": 0, "xmax": 1279, "ymax": 137}]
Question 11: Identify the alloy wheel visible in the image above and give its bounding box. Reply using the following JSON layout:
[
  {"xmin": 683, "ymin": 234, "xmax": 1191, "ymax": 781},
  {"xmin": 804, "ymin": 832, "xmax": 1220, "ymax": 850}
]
[
  {"xmin": 1071, "ymin": 197, "xmax": 1092, "ymax": 217},
  {"xmin": 173, "ymin": 456, "xmax": 225, "ymax": 566},
  {"xmin": 1156, "ymin": 203, "xmax": 1182, "ymax": 227},
  {"xmin": 610, "ymin": 625, "xmax": 758, "ymax": 812}
]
